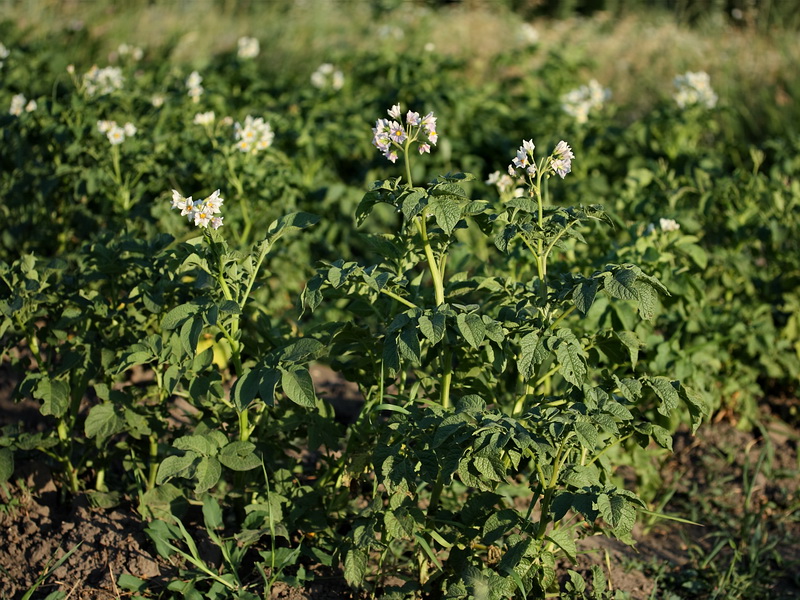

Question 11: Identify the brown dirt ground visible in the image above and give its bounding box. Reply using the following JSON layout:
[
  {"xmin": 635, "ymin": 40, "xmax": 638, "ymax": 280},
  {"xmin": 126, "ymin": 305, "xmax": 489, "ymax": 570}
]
[{"xmin": 1, "ymin": 363, "xmax": 799, "ymax": 599}]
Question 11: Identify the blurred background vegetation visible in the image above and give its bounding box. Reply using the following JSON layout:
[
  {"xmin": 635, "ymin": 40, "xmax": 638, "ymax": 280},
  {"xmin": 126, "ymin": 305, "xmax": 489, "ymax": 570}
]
[{"xmin": 2, "ymin": 0, "xmax": 798, "ymax": 145}]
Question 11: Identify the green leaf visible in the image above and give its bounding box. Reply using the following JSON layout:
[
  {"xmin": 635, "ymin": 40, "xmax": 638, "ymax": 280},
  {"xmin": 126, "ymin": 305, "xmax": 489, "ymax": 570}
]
[
  {"xmin": 280, "ymin": 338, "xmax": 324, "ymax": 363},
  {"xmin": 398, "ymin": 325, "xmax": 421, "ymax": 364},
  {"xmin": 573, "ymin": 279, "xmax": 599, "ymax": 316},
  {"xmin": 218, "ymin": 441, "xmax": 261, "ymax": 471},
  {"xmin": 383, "ymin": 333, "xmax": 400, "ymax": 376},
  {"xmin": 555, "ymin": 336, "xmax": 586, "ymax": 387},
  {"xmin": 173, "ymin": 435, "xmax": 215, "ymax": 456},
  {"xmin": 202, "ymin": 495, "xmax": 223, "ymax": 530},
  {"xmin": 517, "ymin": 332, "xmax": 546, "ymax": 380},
  {"xmin": 232, "ymin": 368, "xmax": 260, "ymax": 412},
  {"xmin": 419, "ymin": 312, "xmax": 446, "ymax": 345},
  {"xmin": 265, "ymin": 212, "xmax": 320, "ymax": 239},
  {"xmin": 384, "ymin": 509, "xmax": 417, "ymax": 539},
  {"xmin": 597, "ymin": 492, "xmax": 636, "ymax": 536},
  {"xmin": 35, "ymin": 378, "xmax": 70, "ymax": 418},
  {"xmin": 604, "ymin": 268, "xmax": 638, "ymax": 301},
  {"xmin": 613, "ymin": 375, "xmax": 642, "ymax": 402},
  {"xmin": 0, "ymin": 448, "xmax": 13, "ymax": 483},
  {"xmin": 194, "ymin": 457, "xmax": 222, "ymax": 493},
  {"xmin": 429, "ymin": 196, "xmax": 462, "ymax": 236},
  {"xmin": 678, "ymin": 242, "xmax": 708, "ymax": 269},
  {"xmin": 161, "ymin": 303, "xmax": 197, "ymax": 331},
  {"xmin": 482, "ymin": 509, "xmax": 519, "ymax": 545},
  {"xmin": 401, "ymin": 189, "xmax": 427, "ymax": 221},
  {"xmin": 180, "ymin": 316, "xmax": 203, "ymax": 356},
  {"xmin": 573, "ymin": 422, "xmax": 598, "ymax": 451},
  {"xmin": 156, "ymin": 454, "xmax": 197, "ymax": 485},
  {"xmin": 614, "ymin": 331, "xmax": 641, "ymax": 369},
  {"xmin": 546, "ymin": 528, "xmax": 578, "ymax": 563},
  {"xmin": 647, "ymin": 377, "xmax": 681, "ymax": 417},
  {"xmin": 84, "ymin": 403, "xmax": 124, "ymax": 441},
  {"xmin": 259, "ymin": 368, "xmax": 280, "ymax": 408},
  {"xmin": 344, "ymin": 548, "xmax": 368, "ymax": 587},
  {"xmin": 473, "ymin": 455, "xmax": 504, "ymax": 482},
  {"xmin": 280, "ymin": 367, "xmax": 316, "ymax": 408},
  {"xmin": 457, "ymin": 312, "xmax": 485, "ymax": 349},
  {"xmin": 633, "ymin": 281, "xmax": 658, "ymax": 320}
]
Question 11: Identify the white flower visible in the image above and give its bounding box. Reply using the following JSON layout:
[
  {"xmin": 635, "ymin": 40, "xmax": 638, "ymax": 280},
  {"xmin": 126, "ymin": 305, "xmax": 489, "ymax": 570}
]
[
  {"xmin": 237, "ymin": 36, "xmax": 260, "ymax": 59},
  {"xmin": 151, "ymin": 94, "xmax": 165, "ymax": 108},
  {"xmin": 561, "ymin": 79, "xmax": 611, "ymax": 124},
  {"xmin": 107, "ymin": 125, "xmax": 126, "ymax": 145},
  {"xmin": 9, "ymin": 94, "xmax": 25, "ymax": 116},
  {"xmin": 25, "ymin": 99, "xmax": 37, "ymax": 113},
  {"xmin": 123, "ymin": 122, "xmax": 137, "ymax": 137},
  {"xmin": 310, "ymin": 63, "xmax": 345, "ymax": 90},
  {"xmin": 186, "ymin": 72, "xmax": 205, "ymax": 104},
  {"xmin": 83, "ymin": 65, "xmax": 124, "ymax": 96},
  {"xmin": 117, "ymin": 43, "xmax": 144, "ymax": 61},
  {"xmin": 659, "ymin": 218, "xmax": 680, "ymax": 232},
  {"xmin": 186, "ymin": 70, "xmax": 203, "ymax": 89},
  {"xmin": 97, "ymin": 120, "xmax": 115, "ymax": 133},
  {"xmin": 193, "ymin": 111, "xmax": 215, "ymax": 125},
  {"xmin": 674, "ymin": 71, "xmax": 717, "ymax": 109},
  {"xmin": 170, "ymin": 189, "xmax": 225, "ymax": 229},
  {"xmin": 233, "ymin": 115, "xmax": 274, "ymax": 153},
  {"xmin": 550, "ymin": 140, "xmax": 574, "ymax": 179},
  {"xmin": 517, "ymin": 23, "xmax": 539, "ymax": 45}
]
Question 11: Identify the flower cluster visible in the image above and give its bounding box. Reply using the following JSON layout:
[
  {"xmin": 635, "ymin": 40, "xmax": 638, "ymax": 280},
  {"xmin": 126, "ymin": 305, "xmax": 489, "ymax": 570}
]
[
  {"xmin": 237, "ymin": 36, "xmax": 260, "ymax": 59},
  {"xmin": 9, "ymin": 94, "xmax": 36, "ymax": 116},
  {"xmin": 561, "ymin": 79, "xmax": 611, "ymax": 124},
  {"xmin": 186, "ymin": 71, "xmax": 204, "ymax": 103},
  {"xmin": 0, "ymin": 42, "xmax": 9, "ymax": 68},
  {"xmin": 674, "ymin": 71, "xmax": 718, "ymax": 109},
  {"xmin": 234, "ymin": 115, "xmax": 274, "ymax": 153},
  {"xmin": 310, "ymin": 63, "xmax": 344, "ymax": 90},
  {"xmin": 97, "ymin": 120, "xmax": 137, "ymax": 145},
  {"xmin": 83, "ymin": 65, "xmax": 124, "ymax": 96},
  {"xmin": 111, "ymin": 43, "xmax": 144, "ymax": 62},
  {"xmin": 372, "ymin": 104, "xmax": 437, "ymax": 163},
  {"xmin": 646, "ymin": 218, "xmax": 681, "ymax": 235},
  {"xmin": 517, "ymin": 23, "xmax": 540, "ymax": 46},
  {"xmin": 486, "ymin": 170, "xmax": 524, "ymax": 199},
  {"xmin": 171, "ymin": 189, "xmax": 224, "ymax": 229},
  {"xmin": 193, "ymin": 111, "xmax": 215, "ymax": 126},
  {"xmin": 507, "ymin": 139, "xmax": 574, "ymax": 180}
]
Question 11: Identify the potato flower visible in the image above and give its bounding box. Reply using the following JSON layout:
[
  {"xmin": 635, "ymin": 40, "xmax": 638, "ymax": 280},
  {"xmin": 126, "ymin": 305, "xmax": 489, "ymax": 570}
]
[
  {"xmin": 233, "ymin": 115, "xmax": 274, "ymax": 153},
  {"xmin": 237, "ymin": 36, "xmax": 260, "ymax": 59},
  {"xmin": 171, "ymin": 189, "xmax": 224, "ymax": 229},
  {"xmin": 372, "ymin": 103, "xmax": 438, "ymax": 162},
  {"xmin": 674, "ymin": 71, "xmax": 717, "ymax": 109},
  {"xmin": 83, "ymin": 65, "xmax": 124, "ymax": 96}
]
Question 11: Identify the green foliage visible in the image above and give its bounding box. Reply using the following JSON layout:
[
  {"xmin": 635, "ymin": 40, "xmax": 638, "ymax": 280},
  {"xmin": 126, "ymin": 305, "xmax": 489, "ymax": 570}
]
[{"xmin": 0, "ymin": 8, "xmax": 798, "ymax": 598}]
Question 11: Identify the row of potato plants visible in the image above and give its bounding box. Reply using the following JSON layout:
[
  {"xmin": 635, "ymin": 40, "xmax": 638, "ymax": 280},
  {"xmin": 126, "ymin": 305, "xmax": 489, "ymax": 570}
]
[{"xmin": 1, "ymin": 19, "xmax": 798, "ymax": 598}]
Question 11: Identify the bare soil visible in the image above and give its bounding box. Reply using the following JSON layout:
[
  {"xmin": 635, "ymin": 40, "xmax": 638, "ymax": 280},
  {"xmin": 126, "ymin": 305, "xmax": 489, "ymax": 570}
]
[{"xmin": 1, "ymin": 364, "xmax": 799, "ymax": 599}]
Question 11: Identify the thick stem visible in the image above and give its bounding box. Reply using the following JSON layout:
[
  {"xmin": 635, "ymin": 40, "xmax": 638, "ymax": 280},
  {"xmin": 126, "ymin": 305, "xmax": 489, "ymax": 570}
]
[
  {"xmin": 440, "ymin": 346, "xmax": 453, "ymax": 410},
  {"xmin": 147, "ymin": 434, "xmax": 159, "ymax": 490}
]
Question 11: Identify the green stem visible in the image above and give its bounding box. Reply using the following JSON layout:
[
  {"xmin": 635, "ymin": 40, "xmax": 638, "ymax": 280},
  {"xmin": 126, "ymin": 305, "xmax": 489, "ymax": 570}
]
[
  {"xmin": 550, "ymin": 305, "xmax": 577, "ymax": 330},
  {"xmin": 535, "ymin": 435, "xmax": 571, "ymax": 539},
  {"xmin": 440, "ymin": 346, "xmax": 453, "ymax": 410},
  {"xmin": 95, "ymin": 468, "xmax": 106, "ymax": 492},
  {"xmin": 380, "ymin": 287, "xmax": 418, "ymax": 309},
  {"xmin": 147, "ymin": 434, "xmax": 158, "ymax": 490}
]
